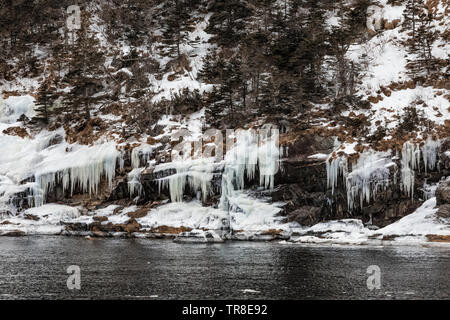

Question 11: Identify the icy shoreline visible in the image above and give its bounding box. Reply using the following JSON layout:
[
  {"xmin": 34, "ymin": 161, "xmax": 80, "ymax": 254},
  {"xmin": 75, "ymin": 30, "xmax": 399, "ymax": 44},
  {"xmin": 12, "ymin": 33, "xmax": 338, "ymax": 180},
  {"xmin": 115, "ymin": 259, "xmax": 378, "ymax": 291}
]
[{"xmin": 1, "ymin": 198, "xmax": 448, "ymax": 246}]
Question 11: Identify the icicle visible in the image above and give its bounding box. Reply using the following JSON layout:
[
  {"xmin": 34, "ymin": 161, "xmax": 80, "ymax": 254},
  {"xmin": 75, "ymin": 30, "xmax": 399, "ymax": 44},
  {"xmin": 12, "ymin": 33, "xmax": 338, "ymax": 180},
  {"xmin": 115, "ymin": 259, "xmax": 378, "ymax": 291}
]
[
  {"xmin": 131, "ymin": 147, "xmax": 141, "ymax": 169},
  {"xmin": 32, "ymin": 145, "xmax": 119, "ymax": 206},
  {"xmin": 155, "ymin": 128, "xmax": 280, "ymax": 205},
  {"xmin": 155, "ymin": 157, "xmax": 217, "ymax": 203},
  {"xmin": 421, "ymin": 137, "xmax": 440, "ymax": 173},
  {"xmin": 422, "ymin": 180, "xmax": 437, "ymax": 201},
  {"xmin": 258, "ymin": 129, "xmax": 279, "ymax": 190},
  {"xmin": 345, "ymin": 151, "xmax": 392, "ymax": 211},
  {"xmin": 326, "ymin": 155, "xmax": 348, "ymax": 196},
  {"xmin": 400, "ymin": 141, "xmax": 419, "ymax": 199},
  {"xmin": 219, "ymin": 128, "xmax": 280, "ymax": 210},
  {"xmin": 128, "ymin": 168, "xmax": 143, "ymax": 197},
  {"xmin": 131, "ymin": 143, "xmax": 159, "ymax": 169},
  {"xmin": 119, "ymin": 150, "xmax": 125, "ymax": 172}
]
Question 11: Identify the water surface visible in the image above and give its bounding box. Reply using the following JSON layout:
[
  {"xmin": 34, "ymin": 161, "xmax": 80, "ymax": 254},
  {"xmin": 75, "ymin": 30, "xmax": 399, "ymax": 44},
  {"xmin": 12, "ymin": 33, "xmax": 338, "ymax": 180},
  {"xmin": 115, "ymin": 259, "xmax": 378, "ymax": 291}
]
[{"xmin": 0, "ymin": 236, "xmax": 448, "ymax": 299}]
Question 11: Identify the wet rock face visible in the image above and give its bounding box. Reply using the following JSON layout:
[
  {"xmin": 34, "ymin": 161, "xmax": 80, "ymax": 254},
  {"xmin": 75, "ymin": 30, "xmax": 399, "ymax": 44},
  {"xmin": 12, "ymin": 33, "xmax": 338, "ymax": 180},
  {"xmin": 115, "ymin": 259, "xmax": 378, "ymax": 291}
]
[
  {"xmin": 436, "ymin": 177, "xmax": 450, "ymax": 206},
  {"xmin": 285, "ymin": 206, "xmax": 322, "ymax": 226},
  {"xmin": 437, "ymin": 204, "xmax": 450, "ymax": 219},
  {"xmin": 270, "ymin": 135, "xmax": 334, "ymax": 225},
  {"xmin": 272, "ymin": 135, "xmax": 449, "ymax": 227}
]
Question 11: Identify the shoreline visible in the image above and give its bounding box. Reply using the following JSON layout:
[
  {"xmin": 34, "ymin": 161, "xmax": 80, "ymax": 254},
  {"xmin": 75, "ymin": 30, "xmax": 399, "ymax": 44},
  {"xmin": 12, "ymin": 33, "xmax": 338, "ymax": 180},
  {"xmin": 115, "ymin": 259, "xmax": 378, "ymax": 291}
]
[{"xmin": 1, "ymin": 231, "xmax": 449, "ymax": 247}]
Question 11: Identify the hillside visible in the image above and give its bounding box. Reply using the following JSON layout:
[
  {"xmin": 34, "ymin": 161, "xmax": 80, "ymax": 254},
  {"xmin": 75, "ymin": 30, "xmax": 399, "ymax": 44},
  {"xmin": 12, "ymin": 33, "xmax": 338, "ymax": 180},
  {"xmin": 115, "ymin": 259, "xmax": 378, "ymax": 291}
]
[{"xmin": 0, "ymin": 0, "xmax": 449, "ymax": 244}]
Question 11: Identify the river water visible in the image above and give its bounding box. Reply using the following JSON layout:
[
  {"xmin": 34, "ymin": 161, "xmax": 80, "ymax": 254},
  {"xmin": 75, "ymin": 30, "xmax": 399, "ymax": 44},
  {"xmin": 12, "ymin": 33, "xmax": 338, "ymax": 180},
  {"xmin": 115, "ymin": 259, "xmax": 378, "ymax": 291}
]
[{"xmin": 0, "ymin": 236, "xmax": 448, "ymax": 299}]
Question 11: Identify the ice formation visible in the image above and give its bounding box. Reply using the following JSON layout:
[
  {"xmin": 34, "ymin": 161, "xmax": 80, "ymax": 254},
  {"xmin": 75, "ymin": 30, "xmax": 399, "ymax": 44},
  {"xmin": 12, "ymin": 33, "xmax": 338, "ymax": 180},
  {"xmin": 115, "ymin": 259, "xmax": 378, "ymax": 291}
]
[
  {"xmin": 0, "ymin": 95, "xmax": 36, "ymax": 123},
  {"xmin": 128, "ymin": 168, "xmax": 143, "ymax": 197},
  {"xmin": 32, "ymin": 143, "xmax": 120, "ymax": 206},
  {"xmin": 219, "ymin": 128, "xmax": 280, "ymax": 210},
  {"xmin": 0, "ymin": 176, "xmax": 34, "ymax": 214},
  {"xmin": 422, "ymin": 180, "xmax": 437, "ymax": 201},
  {"xmin": 326, "ymin": 150, "xmax": 394, "ymax": 211},
  {"xmin": 326, "ymin": 155, "xmax": 348, "ymax": 196},
  {"xmin": 131, "ymin": 143, "xmax": 160, "ymax": 169},
  {"xmin": 127, "ymin": 143, "xmax": 162, "ymax": 197},
  {"xmin": 326, "ymin": 139, "xmax": 441, "ymax": 211},
  {"xmin": 155, "ymin": 158, "xmax": 217, "ymax": 202},
  {"xmin": 345, "ymin": 152, "xmax": 393, "ymax": 210},
  {"xmin": 154, "ymin": 128, "xmax": 280, "ymax": 206},
  {"xmin": 1, "ymin": 100, "xmax": 121, "ymax": 209},
  {"xmin": 400, "ymin": 139, "xmax": 440, "ymax": 199},
  {"xmin": 421, "ymin": 137, "xmax": 440, "ymax": 173}
]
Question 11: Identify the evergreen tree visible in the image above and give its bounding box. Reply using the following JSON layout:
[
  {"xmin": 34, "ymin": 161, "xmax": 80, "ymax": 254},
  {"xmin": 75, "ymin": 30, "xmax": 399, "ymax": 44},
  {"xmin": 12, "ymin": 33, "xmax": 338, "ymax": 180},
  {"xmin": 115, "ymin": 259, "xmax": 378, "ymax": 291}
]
[
  {"xmin": 202, "ymin": 54, "xmax": 246, "ymax": 125},
  {"xmin": 327, "ymin": 3, "xmax": 363, "ymax": 100},
  {"xmin": 409, "ymin": 8, "xmax": 438, "ymax": 77},
  {"xmin": 161, "ymin": 0, "xmax": 195, "ymax": 58},
  {"xmin": 34, "ymin": 75, "xmax": 58, "ymax": 124},
  {"xmin": 206, "ymin": 0, "xmax": 252, "ymax": 47},
  {"xmin": 64, "ymin": 12, "xmax": 105, "ymax": 121},
  {"xmin": 219, "ymin": 57, "xmax": 244, "ymax": 123},
  {"xmin": 402, "ymin": 0, "xmax": 421, "ymax": 44}
]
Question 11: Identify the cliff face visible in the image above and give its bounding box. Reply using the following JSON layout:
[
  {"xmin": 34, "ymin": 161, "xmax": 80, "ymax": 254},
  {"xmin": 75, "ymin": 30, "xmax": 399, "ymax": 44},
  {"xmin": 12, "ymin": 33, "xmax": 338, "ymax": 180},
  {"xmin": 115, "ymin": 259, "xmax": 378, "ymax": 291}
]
[
  {"xmin": 0, "ymin": 0, "xmax": 449, "ymax": 243},
  {"xmin": 273, "ymin": 135, "xmax": 450, "ymax": 228}
]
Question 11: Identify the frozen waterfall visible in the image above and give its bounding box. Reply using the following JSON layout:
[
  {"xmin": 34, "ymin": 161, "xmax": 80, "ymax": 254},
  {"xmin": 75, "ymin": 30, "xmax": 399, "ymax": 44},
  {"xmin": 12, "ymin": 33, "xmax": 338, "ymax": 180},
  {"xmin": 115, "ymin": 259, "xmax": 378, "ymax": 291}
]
[
  {"xmin": 326, "ymin": 139, "xmax": 441, "ymax": 211},
  {"xmin": 153, "ymin": 128, "xmax": 280, "ymax": 206},
  {"xmin": 32, "ymin": 143, "xmax": 120, "ymax": 206}
]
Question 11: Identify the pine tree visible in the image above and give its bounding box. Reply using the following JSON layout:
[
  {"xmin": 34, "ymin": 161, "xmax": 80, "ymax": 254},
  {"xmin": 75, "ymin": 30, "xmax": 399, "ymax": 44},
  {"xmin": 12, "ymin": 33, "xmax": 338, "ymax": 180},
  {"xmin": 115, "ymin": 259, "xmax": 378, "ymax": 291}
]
[
  {"xmin": 64, "ymin": 12, "xmax": 105, "ymax": 121},
  {"xmin": 402, "ymin": 0, "xmax": 421, "ymax": 44},
  {"xmin": 327, "ymin": 3, "xmax": 361, "ymax": 100},
  {"xmin": 221, "ymin": 57, "xmax": 244, "ymax": 123},
  {"xmin": 202, "ymin": 54, "xmax": 246, "ymax": 125},
  {"xmin": 206, "ymin": 0, "xmax": 252, "ymax": 47},
  {"xmin": 412, "ymin": 9, "xmax": 438, "ymax": 76},
  {"xmin": 34, "ymin": 75, "xmax": 58, "ymax": 124},
  {"xmin": 161, "ymin": 0, "xmax": 194, "ymax": 58},
  {"xmin": 405, "ymin": 3, "xmax": 438, "ymax": 78}
]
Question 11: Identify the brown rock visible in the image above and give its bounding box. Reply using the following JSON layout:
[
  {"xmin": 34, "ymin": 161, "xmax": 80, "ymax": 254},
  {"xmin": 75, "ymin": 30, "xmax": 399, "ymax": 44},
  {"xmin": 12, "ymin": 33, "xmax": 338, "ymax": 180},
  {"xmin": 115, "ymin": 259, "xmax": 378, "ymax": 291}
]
[
  {"xmin": 63, "ymin": 222, "xmax": 88, "ymax": 232},
  {"xmin": 1, "ymin": 230, "xmax": 26, "ymax": 237},
  {"xmin": 287, "ymin": 206, "xmax": 322, "ymax": 226},
  {"xmin": 150, "ymin": 225, "xmax": 192, "ymax": 234},
  {"xmin": 2, "ymin": 126, "xmax": 30, "ymax": 138},
  {"xmin": 384, "ymin": 19, "xmax": 400, "ymax": 30},
  {"xmin": 259, "ymin": 229, "xmax": 282, "ymax": 236},
  {"xmin": 24, "ymin": 214, "xmax": 40, "ymax": 221},
  {"xmin": 93, "ymin": 230, "xmax": 107, "ymax": 237},
  {"xmin": 367, "ymin": 95, "xmax": 383, "ymax": 103},
  {"xmin": 124, "ymin": 218, "xmax": 141, "ymax": 233},
  {"xmin": 426, "ymin": 235, "xmax": 450, "ymax": 243},
  {"xmin": 93, "ymin": 216, "xmax": 108, "ymax": 222},
  {"xmin": 381, "ymin": 87, "xmax": 391, "ymax": 97},
  {"xmin": 127, "ymin": 208, "xmax": 149, "ymax": 219},
  {"xmin": 436, "ymin": 177, "xmax": 450, "ymax": 205},
  {"xmin": 436, "ymin": 204, "xmax": 450, "ymax": 219},
  {"xmin": 167, "ymin": 73, "xmax": 177, "ymax": 81}
]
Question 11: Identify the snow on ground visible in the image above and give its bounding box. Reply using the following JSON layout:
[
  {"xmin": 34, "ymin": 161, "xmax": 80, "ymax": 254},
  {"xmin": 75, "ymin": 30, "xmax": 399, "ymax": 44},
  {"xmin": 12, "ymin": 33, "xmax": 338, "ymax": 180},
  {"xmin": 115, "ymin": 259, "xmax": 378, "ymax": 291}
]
[
  {"xmin": 138, "ymin": 193, "xmax": 288, "ymax": 233},
  {"xmin": 0, "ymin": 95, "xmax": 121, "ymax": 211},
  {"xmin": 0, "ymin": 204, "xmax": 80, "ymax": 235},
  {"xmin": 227, "ymin": 193, "xmax": 287, "ymax": 232},
  {"xmin": 379, "ymin": 198, "xmax": 450, "ymax": 237},
  {"xmin": 344, "ymin": 0, "xmax": 450, "ymax": 137},
  {"xmin": 368, "ymin": 86, "xmax": 450, "ymax": 134},
  {"xmin": 150, "ymin": 13, "xmax": 214, "ymax": 102},
  {"xmin": 0, "ymin": 95, "xmax": 36, "ymax": 123},
  {"xmin": 291, "ymin": 197, "xmax": 449, "ymax": 245},
  {"xmin": 137, "ymin": 201, "xmax": 228, "ymax": 231}
]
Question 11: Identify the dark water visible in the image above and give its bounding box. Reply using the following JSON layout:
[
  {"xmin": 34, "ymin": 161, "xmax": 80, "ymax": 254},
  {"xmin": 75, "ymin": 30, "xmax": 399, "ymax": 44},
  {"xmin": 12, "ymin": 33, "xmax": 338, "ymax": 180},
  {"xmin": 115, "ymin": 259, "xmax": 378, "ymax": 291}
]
[{"xmin": 0, "ymin": 236, "xmax": 448, "ymax": 299}]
